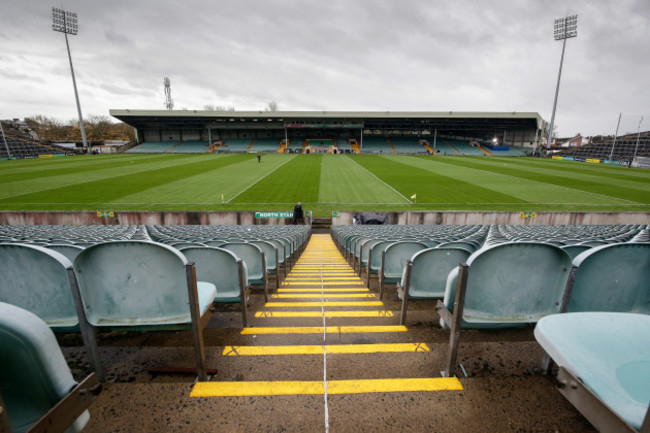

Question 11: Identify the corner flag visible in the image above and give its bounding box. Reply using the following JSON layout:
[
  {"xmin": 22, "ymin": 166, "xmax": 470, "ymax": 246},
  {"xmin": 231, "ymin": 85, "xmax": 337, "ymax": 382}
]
[{"xmin": 410, "ymin": 194, "xmax": 416, "ymax": 200}]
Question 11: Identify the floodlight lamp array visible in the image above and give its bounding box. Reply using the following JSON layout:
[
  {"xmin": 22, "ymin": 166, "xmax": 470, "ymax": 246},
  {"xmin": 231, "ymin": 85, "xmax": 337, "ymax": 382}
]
[
  {"xmin": 554, "ymin": 15, "xmax": 577, "ymax": 40},
  {"xmin": 52, "ymin": 7, "xmax": 78, "ymax": 35}
]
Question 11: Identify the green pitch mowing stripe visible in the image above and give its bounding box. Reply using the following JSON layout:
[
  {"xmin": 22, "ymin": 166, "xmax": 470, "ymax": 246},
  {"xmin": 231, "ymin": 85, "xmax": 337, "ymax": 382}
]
[
  {"xmin": 230, "ymin": 154, "xmax": 322, "ymax": 204},
  {"xmin": 351, "ymin": 155, "xmax": 526, "ymax": 205},
  {"xmin": 431, "ymin": 157, "xmax": 648, "ymax": 204},
  {"xmin": 0, "ymin": 154, "xmax": 252, "ymax": 208},
  {"xmin": 318, "ymin": 154, "xmax": 409, "ymax": 204}
]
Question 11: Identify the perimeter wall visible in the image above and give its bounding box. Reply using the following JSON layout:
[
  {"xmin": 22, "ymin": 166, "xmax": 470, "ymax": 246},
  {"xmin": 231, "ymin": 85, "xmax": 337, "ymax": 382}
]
[{"xmin": 0, "ymin": 211, "xmax": 648, "ymax": 226}]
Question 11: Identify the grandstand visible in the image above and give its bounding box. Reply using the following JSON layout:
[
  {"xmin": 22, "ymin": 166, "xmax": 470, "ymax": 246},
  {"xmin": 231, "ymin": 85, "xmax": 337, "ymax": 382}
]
[
  {"xmin": 556, "ymin": 132, "xmax": 650, "ymax": 162},
  {"xmin": 0, "ymin": 132, "xmax": 79, "ymax": 158},
  {"xmin": 110, "ymin": 110, "xmax": 543, "ymax": 156}
]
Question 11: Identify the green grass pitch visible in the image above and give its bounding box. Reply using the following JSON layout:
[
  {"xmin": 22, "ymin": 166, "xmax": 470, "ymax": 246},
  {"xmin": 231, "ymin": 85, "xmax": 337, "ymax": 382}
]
[{"xmin": 1, "ymin": 153, "xmax": 648, "ymax": 217}]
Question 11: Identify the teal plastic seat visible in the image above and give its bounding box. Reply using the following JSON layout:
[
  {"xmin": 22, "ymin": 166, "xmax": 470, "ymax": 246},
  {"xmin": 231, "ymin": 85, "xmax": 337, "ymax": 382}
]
[
  {"xmin": 0, "ymin": 244, "xmax": 79, "ymax": 330},
  {"xmin": 45, "ymin": 244, "xmax": 84, "ymax": 262},
  {"xmin": 250, "ymin": 240, "xmax": 281, "ymax": 289},
  {"xmin": 535, "ymin": 312, "xmax": 650, "ymax": 431},
  {"xmin": 221, "ymin": 242, "xmax": 269, "ymax": 302},
  {"xmin": 379, "ymin": 241, "xmax": 428, "ymax": 300},
  {"xmin": 560, "ymin": 244, "xmax": 591, "ymax": 260},
  {"xmin": 74, "ymin": 241, "xmax": 216, "ymax": 381},
  {"xmin": 366, "ymin": 240, "xmax": 393, "ymax": 288},
  {"xmin": 441, "ymin": 242, "xmax": 572, "ymax": 329},
  {"xmin": 397, "ymin": 247, "xmax": 470, "ymax": 325},
  {"xmin": 0, "ymin": 302, "xmax": 95, "ymax": 433},
  {"xmin": 566, "ymin": 243, "xmax": 650, "ymax": 313},
  {"xmin": 180, "ymin": 246, "xmax": 251, "ymax": 327}
]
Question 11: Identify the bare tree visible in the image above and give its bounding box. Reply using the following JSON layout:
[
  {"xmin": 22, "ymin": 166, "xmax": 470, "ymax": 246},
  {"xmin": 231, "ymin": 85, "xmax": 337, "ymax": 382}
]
[{"xmin": 265, "ymin": 101, "xmax": 279, "ymax": 112}]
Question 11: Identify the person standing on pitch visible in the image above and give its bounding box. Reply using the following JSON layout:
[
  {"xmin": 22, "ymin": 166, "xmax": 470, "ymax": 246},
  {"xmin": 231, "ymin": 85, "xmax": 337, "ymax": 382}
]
[
  {"xmin": 293, "ymin": 202, "xmax": 304, "ymax": 225},
  {"xmin": 257, "ymin": 152, "xmax": 261, "ymax": 163}
]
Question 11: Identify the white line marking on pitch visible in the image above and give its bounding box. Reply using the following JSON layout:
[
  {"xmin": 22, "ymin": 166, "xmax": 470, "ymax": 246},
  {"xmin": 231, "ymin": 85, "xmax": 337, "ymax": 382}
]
[
  {"xmin": 345, "ymin": 156, "xmax": 412, "ymax": 204},
  {"xmin": 226, "ymin": 155, "xmax": 296, "ymax": 204}
]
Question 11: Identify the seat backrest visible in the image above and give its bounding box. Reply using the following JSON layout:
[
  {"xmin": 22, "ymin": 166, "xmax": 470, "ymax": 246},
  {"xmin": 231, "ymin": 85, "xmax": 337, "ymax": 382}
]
[
  {"xmin": 560, "ymin": 245, "xmax": 591, "ymax": 261},
  {"xmin": 45, "ymin": 244, "xmax": 84, "ymax": 262},
  {"xmin": 221, "ymin": 242, "xmax": 264, "ymax": 278},
  {"xmin": 369, "ymin": 240, "xmax": 394, "ymax": 271},
  {"xmin": 267, "ymin": 239, "xmax": 286, "ymax": 264},
  {"xmin": 180, "ymin": 247, "xmax": 246, "ymax": 296},
  {"xmin": 406, "ymin": 247, "xmax": 471, "ymax": 298},
  {"xmin": 250, "ymin": 240, "xmax": 277, "ymax": 269},
  {"xmin": 0, "ymin": 302, "xmax": 89, "ymax": 433},
  {"xmin": 383, "ymin": 241, "xmax": 428, "ymax": 277},
  {"xmin": 0, "ymin": 243, "xmax": 78, "ymax": 328},
  {"xmin": 444, "ymin": 242, "xmax": 572, "ymax": 327},
  {"xmin": 568, "ymin": 243, "xmax": 650, "ymax": 313},
  {"xmin": 74, "ymin": 241, "xmax": 192, "ymax": 326}
]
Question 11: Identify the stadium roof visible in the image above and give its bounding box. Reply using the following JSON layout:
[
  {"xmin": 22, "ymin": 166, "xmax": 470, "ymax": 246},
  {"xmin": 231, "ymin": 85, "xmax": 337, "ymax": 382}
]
[{"xmin": 110, "ymin": 109, "xmax": 544, "ymax": 137}]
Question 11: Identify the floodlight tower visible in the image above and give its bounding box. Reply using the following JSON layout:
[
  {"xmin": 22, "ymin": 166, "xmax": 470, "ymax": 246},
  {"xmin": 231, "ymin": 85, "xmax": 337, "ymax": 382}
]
[
  {"xmin": 52, "ymin": 7, "xmax": 88, "ymax": 149},
  {"xmin": 164, "ymin": 77, "xmax": 174, "ymax": 110},
  {"xmin": 546, "ymin": 14, "xmax": 578, "ymax": 149}
]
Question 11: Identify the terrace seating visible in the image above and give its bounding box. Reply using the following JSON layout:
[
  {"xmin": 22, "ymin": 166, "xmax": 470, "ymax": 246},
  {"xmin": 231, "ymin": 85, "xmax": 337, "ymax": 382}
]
[
  {"xmin": 167, "ymin": 139, "xmax": 210, "ymax": 153},
  {"xmin": 564, "ymin": 243, "xmax": 650, "ymax": 314},
  {"xmin": 74, "ymin": 241, "xmax": 217, "ymax": 381},
  {"xmin": 220, "ymin": 138, "xmax": 253, "ymax": 153},
  {"xmin": 126, "ymin": 141, "xmax": 179, "ymax": 153},
  {"xmin": 249, "ymin": 240, "xmax": 281, "ymax": 289},
  {"xmin": 390, "ymin": 138, "xmax": 429, "ymax": 154},
  {"xmin": 446, "ymin": 139, "xmax": 485, "ymax": 156},
  {"xmin": 378, "ymin": 241, "xmax": 428, "ymax": 300},
  {"xmin": 436, "ymin": 242, "xmax": 572, "ymax": 377},
  {"xmin": 397, "ymin": 247, "xmax": 471, "ymax": 325},
  {"xmin": 0, "ymin": 302, "xmax": 100, "ymax": 433},
  {"xmin": 361, "ymin": 137, "xmax": 392, "ymax": 154},
  {"xmin": 365, "ymin": 240, "xmax": 394, "ymax": 288},
  {"xmin": 534, "ymin": 312, "xmax": 650, "ymax": 432},
  {"xmin": 180, "ymin": 246, "xmax": 251, "ymax": 327},
  {"xmin": 251, "ymin": 139, "xmax": 281, "ymax": 153}
]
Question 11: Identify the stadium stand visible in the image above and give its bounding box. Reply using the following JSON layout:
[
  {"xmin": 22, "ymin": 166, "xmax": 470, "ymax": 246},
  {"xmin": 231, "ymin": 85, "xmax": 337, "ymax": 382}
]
[
  {"xmin": 361, "ymin": 137, "xmax": 393, "ymax": 154},
  {"xmin": 390, "ymin": 138, "xmax": 429, "ymax": 154},
  {"xmin": 446, "ymin": 139, "xmax": 485, "ymax": 156},
  {"xmin": 0, "ymin": 302, "xmax": 100, "ymax": 433},
  {"xmin": 535, "ymin": 312, "xmax": 650, "ymax": 432},
  {"xmin": 220, "ymin": 138, "xmax": 253, "ymax": 153},
  {"xmin": 250, "ymin": 139, "xmax": 281, "ymax": 153},
  {"xmin": 556, "ymin": 133, "xmax": 650, "ymax": 161},
  {"xmin": 126, "ymin": 141, "xmax": 179, "ymax": 153},
  {"xmin": 378, "ymin": 241, "xmax": 428, "ymax": 300},
  {"xmin": 488, "ymin": 145, "xmax": 526, "ymax": 156},
  {"xmin": 0, "ymin": 133, "xmax": 78, "ymax": 158},
  {"xmin": 167, "ymin": 139, "xmax": 210, "ymax": 153},
  {"xmin": 336, "ymin": 137, "xmax": 353, "ymax": 152}
]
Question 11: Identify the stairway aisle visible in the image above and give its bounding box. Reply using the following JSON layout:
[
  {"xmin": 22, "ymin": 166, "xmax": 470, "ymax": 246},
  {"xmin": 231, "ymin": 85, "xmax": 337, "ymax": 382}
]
[{"xmin": 191, "ymin": 234, "xmax": 462, "ymax": 427}]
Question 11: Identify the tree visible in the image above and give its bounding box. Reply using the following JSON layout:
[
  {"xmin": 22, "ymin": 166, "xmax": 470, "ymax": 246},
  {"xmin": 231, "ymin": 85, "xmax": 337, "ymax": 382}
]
[{"xmin": 265, "ymin": 101, "xmax": 279, "ymax": 112}]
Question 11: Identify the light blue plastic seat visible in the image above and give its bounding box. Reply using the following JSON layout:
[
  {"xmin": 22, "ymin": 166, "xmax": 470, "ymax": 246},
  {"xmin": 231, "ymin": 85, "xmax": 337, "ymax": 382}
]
[
  {"xmin": 180, "ymin": 246, "xmax": 250, "ymax": 327},
  {"xmin": 0, "ymin": 302, "xmax": 99, "ymax": 433},
  {"xmin": 560, "ymin": 244, "xmax": 591, "ymax": 260},
  {"xmin": 435, "ymin": 242, "xmax": 572, "ymax": 377},
  {"xmin": 440, "ymin": 242, "xmax": 572, "ymax": 329},
  {"xmin": 379, "ymin": 241, "xmax": 428, "ymax": 300},
  {"xmin": 0, "ymin": 243, "xmax": 79, "ymax": 330},
  {"xmin": 535, "ymin": 312, "xmax": 650, "ymax": 431},
  {"xmin": 221, "ymin": 242, "xmax": 268, "ymax": 302},
  {"xmin": 74, "ymin": 241, "xmax": 216, "ymax": 381},
  {"xmin": 45, "ymin": 244, "xmax": 84, "ymax": 262},
  {"xmin": 397, "ymin": 247, "xmax": 471, "ymax": 325},
  {"xmin": 366, "ymin": 240, "xmax": 393, "ymax": 288},
  {"xmin": 565, "ymin": 243, "xmax": 650, "ymax": 313},
  {"xmin": 250, "ymin": 240, "xmax": 280, "ymax": 289}
]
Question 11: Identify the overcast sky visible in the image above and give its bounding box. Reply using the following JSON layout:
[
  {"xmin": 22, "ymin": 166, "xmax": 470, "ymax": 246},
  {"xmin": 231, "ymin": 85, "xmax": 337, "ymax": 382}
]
[{"xmin": 1, "ymin": 0, "xmax": 648, "ymax": 137}]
